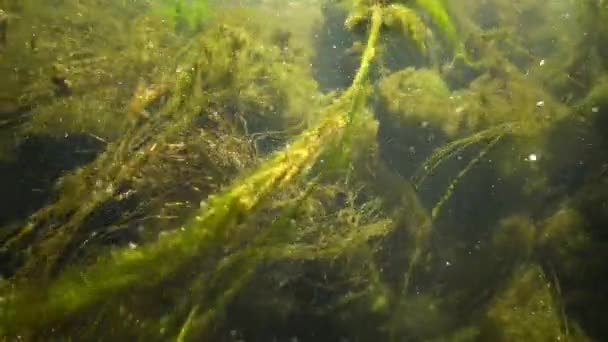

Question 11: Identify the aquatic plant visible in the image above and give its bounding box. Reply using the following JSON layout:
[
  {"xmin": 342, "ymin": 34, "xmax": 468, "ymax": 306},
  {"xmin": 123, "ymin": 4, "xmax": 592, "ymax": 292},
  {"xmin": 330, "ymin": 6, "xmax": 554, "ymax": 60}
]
[
  {"xmin": 1, "ymin": 0, "xmax": 606, "ymax": 340},
  {"xmin": 480, "ymin": 264, "xmax": 569, "ymax": 341},
  {"xmin": 8, "ymin": 10, "xmax": 322, "ymax": 283},
  {"xmin": 0, "ymin": 0, "xmax": 182, "ymax": 159},
  {"xmin": 0, "ymin": 0, "xmax": 381, "ymax": 336},
  {"xmin": 0, "ymin": 0, "xmax": 464, "ymax": 336},
  {"xmin": 149, "ymin": 0, "xmax": 211, "ymax": 34},
  {"xmin": 343, "ymin": 0, "xmax": 457, "ymax": 54}
]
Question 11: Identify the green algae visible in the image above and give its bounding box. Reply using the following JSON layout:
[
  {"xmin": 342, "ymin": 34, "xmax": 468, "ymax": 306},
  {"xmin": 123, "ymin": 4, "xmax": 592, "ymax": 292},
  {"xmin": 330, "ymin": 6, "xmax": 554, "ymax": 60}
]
[
  {"xmin": 0, "ymin": 0, "xmax": 608, "ymax": 341},
  {"xmin": 480, "ymin": 264, "xmax": 569, "ymax": 341}
]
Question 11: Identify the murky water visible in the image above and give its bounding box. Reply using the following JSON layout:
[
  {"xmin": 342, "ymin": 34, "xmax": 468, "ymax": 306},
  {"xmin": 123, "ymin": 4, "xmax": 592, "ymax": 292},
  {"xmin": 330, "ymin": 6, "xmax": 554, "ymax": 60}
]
[{"xmin": 0, "ymin": 0, "xmax": 607, "ymax": 340}]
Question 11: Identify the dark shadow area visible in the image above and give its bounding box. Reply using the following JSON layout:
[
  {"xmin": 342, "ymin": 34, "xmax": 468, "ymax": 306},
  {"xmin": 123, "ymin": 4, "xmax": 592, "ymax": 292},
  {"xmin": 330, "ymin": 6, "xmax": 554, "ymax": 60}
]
[
  {"xmin": 0, "ymin": 134, "xmax": 103, "ymax": 228},
  {"xmin": 311, "ymin": 3, "xmax": 358, "ymax": 92}
]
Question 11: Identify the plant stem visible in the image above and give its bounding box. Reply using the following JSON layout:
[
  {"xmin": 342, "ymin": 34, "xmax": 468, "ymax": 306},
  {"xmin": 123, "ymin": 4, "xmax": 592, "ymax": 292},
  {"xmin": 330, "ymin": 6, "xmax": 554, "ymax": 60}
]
[{"xmin": 1, "ymin": 4, "xmax": 387, "ymax": 332}]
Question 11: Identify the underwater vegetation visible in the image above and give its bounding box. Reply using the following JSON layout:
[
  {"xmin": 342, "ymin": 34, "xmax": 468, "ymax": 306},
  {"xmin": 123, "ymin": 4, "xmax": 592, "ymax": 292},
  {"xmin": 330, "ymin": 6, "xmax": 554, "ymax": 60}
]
[
  {"xmin": 0, "ymin": 0, "xmax": 607, "ymax": 340},
  {"xmin": 149, "ymin": 0, "xmax": 211, "ymax": 34}
]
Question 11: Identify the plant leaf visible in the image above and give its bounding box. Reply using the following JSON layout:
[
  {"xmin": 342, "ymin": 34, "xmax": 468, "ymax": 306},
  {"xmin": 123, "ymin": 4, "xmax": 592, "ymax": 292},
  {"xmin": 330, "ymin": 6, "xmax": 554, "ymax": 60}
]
[
  {"xmin": 383, "ymin": 4, "xmax": 429, "ymax": 53},
  {"xmin": 413, "ymin": 0, "xmax": 458, "ymax": 46}
]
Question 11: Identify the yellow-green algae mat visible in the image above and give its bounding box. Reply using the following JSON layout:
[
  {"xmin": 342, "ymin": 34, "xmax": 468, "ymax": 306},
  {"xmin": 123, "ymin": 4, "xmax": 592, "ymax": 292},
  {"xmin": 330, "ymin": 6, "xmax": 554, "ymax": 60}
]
[{"xmin": 0, "ymin": 4, "xmax": 384, "ymax": 335}]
